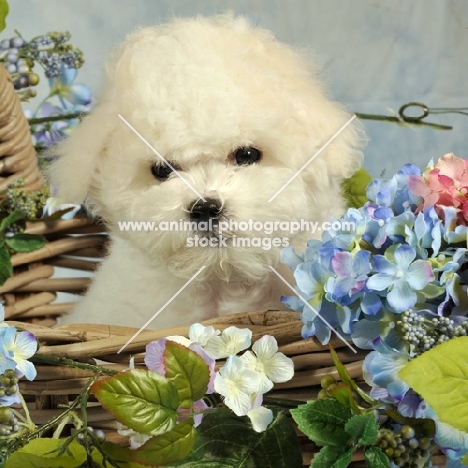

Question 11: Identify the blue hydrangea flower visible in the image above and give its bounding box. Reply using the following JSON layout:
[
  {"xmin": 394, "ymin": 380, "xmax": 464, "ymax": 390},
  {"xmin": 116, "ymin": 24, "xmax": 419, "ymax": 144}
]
[
  {"xmin": 0, "ymin": 326, "xmax": 38, "ymax": 381},
  {"xmin": 362, "ymin": 338, "xmax": 410, "ymax": 401},
  {"xmin": 393, "ymin": 163, "xmax": 424, "ymax": 214},
  {"xmin": 329, "ymin": 250, "xmax": 370, "ymax": 302},
  {"xmin": 48, "ymin": 64, "xmax": 92, "ymax": 110},
  {"xmin": 405, "ymin": 208, "xmax": 442, "ymax": 258},
  {"xmin": 366, "ymin": 176, "xmax": 398, "ymax": 208},
  {"xmin": 366, "ymin": 244, "xmax": 434, "ymax": 312},
  {"xmin": 426, "ymin": 405, "xmax": 468, "ymax": 463},
  {"xmin": 292, "ymin": 261, "xmax": 333, "ymax": 311},
  {"xmin": 351, "ymin": 309, "xmax": 394, "ymax": 349}
]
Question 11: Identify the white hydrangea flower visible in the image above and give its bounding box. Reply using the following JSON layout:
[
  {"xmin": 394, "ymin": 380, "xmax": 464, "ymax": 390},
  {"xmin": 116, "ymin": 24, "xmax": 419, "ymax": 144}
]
[
  {"xmin": 240, "ymin": 335, "xmax": 294, "ymax": 393},
  {"xmin": 42, "ymin": 197, "xmax": 82, "ymax": 219},
  {"xmin": 188, "ymin": 323, "xmax": 220, "ymax": 346},
  {"xmin": 204, "ymin": 326, "xmax": 252, "ymax": 359},
  {"xmin": 247, "ymin": 405, "xmax": 274, "ymax": 433},
  {"xmin": 214, "ymin": 355, "xmax": 261, "ymax": 416},
  {"xmin": 116, "ymin": 423, "xmax": 151, "ymax": 449}
]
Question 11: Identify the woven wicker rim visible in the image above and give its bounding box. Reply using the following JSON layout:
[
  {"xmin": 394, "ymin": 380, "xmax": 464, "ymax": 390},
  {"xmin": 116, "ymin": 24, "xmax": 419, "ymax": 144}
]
[{"xmin": 0, "ymin": 64, "xmax": 42, "ymax": 190}]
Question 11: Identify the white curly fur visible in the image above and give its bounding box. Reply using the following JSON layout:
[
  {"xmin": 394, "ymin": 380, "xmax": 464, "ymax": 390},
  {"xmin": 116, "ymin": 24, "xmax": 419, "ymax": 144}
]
[{"xmin": 49, "ymin": 14, "xmax": 364, "ymax": 329}]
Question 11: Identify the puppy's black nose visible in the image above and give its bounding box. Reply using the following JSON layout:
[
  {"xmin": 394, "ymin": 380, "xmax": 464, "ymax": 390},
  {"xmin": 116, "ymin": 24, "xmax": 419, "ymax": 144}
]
[{"xmin": 189, "ymin": 198, "xmax": 222, "ymax": 223}]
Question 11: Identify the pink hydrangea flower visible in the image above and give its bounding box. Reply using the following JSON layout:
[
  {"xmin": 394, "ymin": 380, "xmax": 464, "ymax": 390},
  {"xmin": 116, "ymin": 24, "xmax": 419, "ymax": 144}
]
[{"xmin": 408, "ymin": 153, "xmax": 468, "ymax": 225}]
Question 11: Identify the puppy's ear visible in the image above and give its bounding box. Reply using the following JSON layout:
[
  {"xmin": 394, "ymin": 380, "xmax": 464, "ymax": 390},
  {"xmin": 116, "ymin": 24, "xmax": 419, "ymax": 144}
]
[{"xmin": 47, "ymin": 102, "xmax": 116, "ymax": 204}]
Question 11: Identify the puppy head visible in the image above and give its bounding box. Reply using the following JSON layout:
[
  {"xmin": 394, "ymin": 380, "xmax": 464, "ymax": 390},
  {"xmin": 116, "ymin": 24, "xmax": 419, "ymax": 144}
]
[{"xmin": 49, "ymin": 14, "xmax": 364, "ymax": 280}]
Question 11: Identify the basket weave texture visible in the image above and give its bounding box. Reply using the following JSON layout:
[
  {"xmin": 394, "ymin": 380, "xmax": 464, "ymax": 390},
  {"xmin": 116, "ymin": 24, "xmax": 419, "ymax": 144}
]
[{"xmin": 0, "ymin": 64, "xmax": 447, "ymax": 467}]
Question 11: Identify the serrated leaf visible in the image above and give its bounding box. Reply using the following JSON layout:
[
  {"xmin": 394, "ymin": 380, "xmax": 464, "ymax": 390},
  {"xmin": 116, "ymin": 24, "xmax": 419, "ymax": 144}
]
[
  {"xmin": 167, "ymin": 409, "xmax": 303, "ymax": 468},
  {"xmin": 291, "ymin": 399, "xmax": 352, "ymax": 447},
  {"xmin": 0, "ymin": 210, "xmax": 26, "ymax": 231},
  {"xmin": 5, "ymin": 233, "xmax": 47, "ymax": 252},
  {"xmin": 311, "ymin": 446, "xmax": 352, "ymax": 468},
  {"xmin": 0, "ymin": 0, "xmax": 8, "ymax": 33},
  {"xmin": 164, "ymin": 340, "xmax": 210, "ymax": 408},
  {"xmin": 0, "ymin": 244, "xmax": 12, "ymax": 286},
  {"xmin": 344, "ymin": 413, "xmax": 378, "ymax": 446},
  {"xmin": 4, "ymin": 438, "xmax": 86, "ymax": 468},
  {"xmin": 364, "ymin": 446, "xmax": 391, "ymax": 468},
  {"xmin": 398, "ymin": 336, "xmax": 468, "ymax": 432},
  {"xmin": 132, "ymin": 420, "xmax": 197, "ymax": 465},
  {"xmin": 329, "ymin": 344, "xmax": 376, "ymax": 405},
  {"xmin": 91, "ymin": 369, "xmax": 179, "ymax": 436},
  {"xmin": 327, "ymin": 383, "xmax": 362, "ymax": 414}
]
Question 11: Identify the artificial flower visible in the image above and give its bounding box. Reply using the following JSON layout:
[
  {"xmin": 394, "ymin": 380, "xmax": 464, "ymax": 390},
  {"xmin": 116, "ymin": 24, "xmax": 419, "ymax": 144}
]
[
  {"xmin": 329, "ymin": 250, "xmax": 370, "ymax": 300},
  {"xmin": 426, "ymin": 405, "xmax": 468, "ymax": 462},
  {"xmin": 0, "ymin": 326, "xmax": 37, "ymax": 381},
  {"xmin": 144, "ymin": 338, "xmax": 167, "ymax": 376},
  {"xmin": 48, "ymin": 64, "xmax": 92, "ymax": 110},
  {"xmin": 25, "ymin": 103, "xmax": 72, "ymax": 148},
  {"xmin": 188, "ymin": 323, "xmax": 220, "ymax": 346},
  {"xmin": 240, "ymin": 335, "xmax": 294, "ymax": 393},
  {"xmin": 213, "ymin": 355, "xmax": 261, "ymax": 417},
  {"xmin": 247, "ymin": 404, "xmax": 274, "ymax": 433},
  {"xmin": 42, "ymin": 196, "xmax": 82, "ymax": 219},
  {"xmin": 366, "ymin": 244, "xmax": 434, "ymax": 312},
  {"xmin": 408, "ymin": 153, "xmax": 468, "ymax": 225},
  {"xmin": 116, "ymin": 423, "xmax": 151, "ymax": 449},
  {"xmin": 362, "ymin": 338, "xmax": 410, "ymax": 401},
  {"xmin": 204, "ymin": 326, "xmax": 252, "ymax": 360}
]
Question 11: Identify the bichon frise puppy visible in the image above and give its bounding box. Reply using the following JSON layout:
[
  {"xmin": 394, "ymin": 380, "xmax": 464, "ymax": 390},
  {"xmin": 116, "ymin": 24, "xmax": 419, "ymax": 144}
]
[{"xmin": 50, "ymin": 14, "xmax": 363, "ymax": 330}]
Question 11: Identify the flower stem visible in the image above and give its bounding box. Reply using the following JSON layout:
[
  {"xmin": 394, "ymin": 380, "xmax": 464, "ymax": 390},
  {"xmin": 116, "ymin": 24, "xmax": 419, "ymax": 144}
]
[
  {"xmin": 31, "ymin": 353, "xmax": 119, "ymax": 376},
  {"xmin": 263, "ymin": 396, "xmax": 305, "ymax": 408},
  {"xmin": 28, "ymin": 112, "xmax": 85, "ymax": 125}
]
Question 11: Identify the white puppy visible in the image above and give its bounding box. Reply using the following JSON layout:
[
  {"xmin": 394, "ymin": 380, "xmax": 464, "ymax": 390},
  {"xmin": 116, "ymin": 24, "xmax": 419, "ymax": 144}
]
[{"xmin": 50, "ymin": 15, "xmax": 363, "ymax": 330}]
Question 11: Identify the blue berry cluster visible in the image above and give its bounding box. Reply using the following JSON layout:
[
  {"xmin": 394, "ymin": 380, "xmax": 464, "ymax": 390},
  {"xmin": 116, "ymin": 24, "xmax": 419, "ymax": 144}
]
[
  {"xmin": 0, "ymin": 31, "xmax": 83, "ymax": 94},
  {"xmin": 397, "ymin": 310, "xmax": 468, "ymax": 355}
]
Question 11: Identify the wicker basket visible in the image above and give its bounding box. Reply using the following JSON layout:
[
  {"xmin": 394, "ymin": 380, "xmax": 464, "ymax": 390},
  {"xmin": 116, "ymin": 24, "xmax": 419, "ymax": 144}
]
[{"xmin": 0, "ymin": 64, "xmax": 447, "ymax": 467}]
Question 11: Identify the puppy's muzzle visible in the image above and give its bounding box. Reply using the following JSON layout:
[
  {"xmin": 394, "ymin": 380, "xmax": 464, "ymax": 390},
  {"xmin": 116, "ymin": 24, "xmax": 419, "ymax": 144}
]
[{"xmin": 189, "ymin": 198, "xmax": 222, "ymax": 231}]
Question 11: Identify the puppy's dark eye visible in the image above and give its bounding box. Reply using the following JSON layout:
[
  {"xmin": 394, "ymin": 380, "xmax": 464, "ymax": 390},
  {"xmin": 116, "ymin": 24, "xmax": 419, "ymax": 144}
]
[
  {"xmin": 151, "ymin": 162, "xmax": 177, "ymax": 180},
  {"xmin": 233, "ymin": 147, "xmax": 262, "ymax": 166}
]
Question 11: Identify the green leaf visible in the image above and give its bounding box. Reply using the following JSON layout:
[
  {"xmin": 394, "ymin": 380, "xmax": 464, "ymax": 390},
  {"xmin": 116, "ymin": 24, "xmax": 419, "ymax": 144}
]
[
  {"xmin": 4, "ymin": 438, "xmax": 86, "ymax": 468},
  {"xmin": 5, "ymin": 233, "xmax": 47, "ymax": 253},
  {"xmin": 167, "ymin": 409, "xmax": 303, "ymax": 468},
  {"xmin": 341, "ymin": 167, "xmax": 372, "ymax": 209},
  {"xmin": 0, "ymin": 0, "xmax": 8, "ymax": 33},
  {"xmin": 329, "ymin": 344, "xmax": 376, "ymax": 405},
  {"xmin": 0, "ymin": 210, "xmax": 26, "ymax": 232},
  {"xmin": 398, "ymin": 336, "xmax": 468, "ymax": 432},
  {"xmin": 311, "ymin": 446, "xmax": 352, "ymax": 468},
  {"xmin": 164, "ymin": 340, "xmax": 210, "ymax": 408},
  {"xmin": 290, "ymin": 399, "xmax": 352, "ymax": 447},
  {"xmin": 344, "ymin": 413, "xmax": 378, "ymax": 446},
  {"xmin": 91, "ymin": 369, "xmax": 180, "ymax": 436},
  {"xmin": 0, "ymin": 244, "xmax": 12, "ymax": 286},
  {"xmin": 364, "ymin": 446, "xmax": 391, "ymax": 468},
  {"xmin": 132, "ymin": 420, "xmax": 197, "ymax": 465}
]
